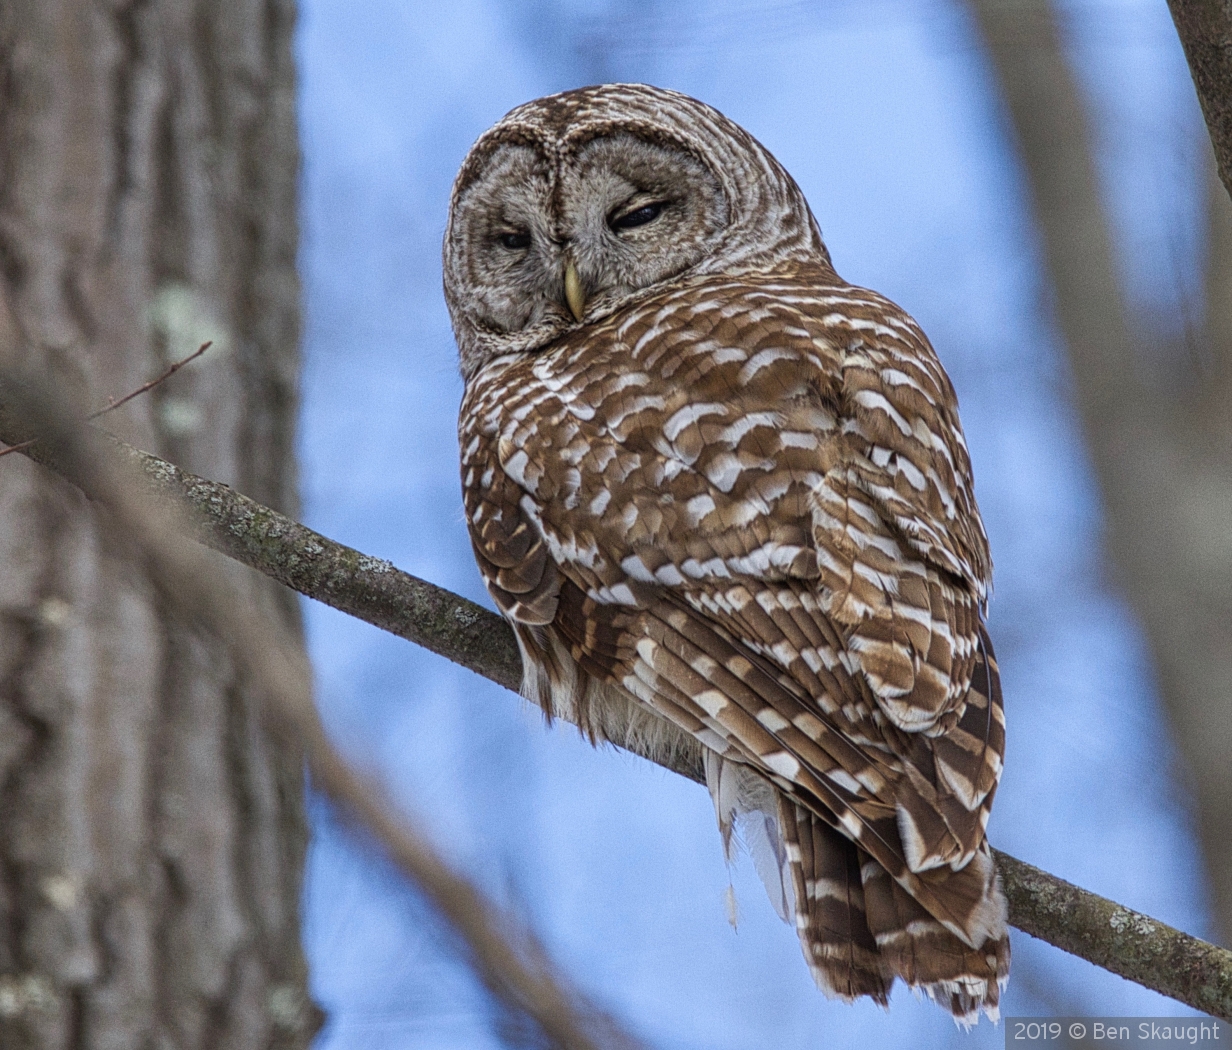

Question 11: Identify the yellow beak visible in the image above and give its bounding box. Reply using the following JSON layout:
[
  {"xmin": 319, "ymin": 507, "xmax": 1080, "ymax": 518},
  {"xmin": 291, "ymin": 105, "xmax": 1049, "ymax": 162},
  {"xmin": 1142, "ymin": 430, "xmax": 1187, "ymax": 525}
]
[{"xmin": 563, "ymin": 259, "xmax": 586, "ymax": 322}]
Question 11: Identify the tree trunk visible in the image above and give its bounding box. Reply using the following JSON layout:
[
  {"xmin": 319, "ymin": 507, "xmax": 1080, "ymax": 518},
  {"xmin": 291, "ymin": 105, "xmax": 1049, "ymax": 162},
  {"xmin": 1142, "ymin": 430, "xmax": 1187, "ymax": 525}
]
[{"xmin": 0, "ymin": 1, "xmax": 315, "ymax": 1047}]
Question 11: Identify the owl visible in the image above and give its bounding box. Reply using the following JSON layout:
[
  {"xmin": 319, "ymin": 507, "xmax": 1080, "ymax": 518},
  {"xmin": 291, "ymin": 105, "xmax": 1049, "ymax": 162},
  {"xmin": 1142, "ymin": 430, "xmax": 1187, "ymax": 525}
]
[{"xmin": 445, "ymin": 84, "xmax": 1009, "ymax": 1022}]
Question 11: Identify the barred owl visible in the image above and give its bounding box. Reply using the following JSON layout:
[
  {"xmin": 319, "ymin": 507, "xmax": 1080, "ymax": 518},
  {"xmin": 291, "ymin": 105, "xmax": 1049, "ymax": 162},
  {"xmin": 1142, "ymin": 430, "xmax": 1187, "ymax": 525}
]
[{"xmin": 445, "ymin": 84, "xmax": 1009, "ymax": 1022}]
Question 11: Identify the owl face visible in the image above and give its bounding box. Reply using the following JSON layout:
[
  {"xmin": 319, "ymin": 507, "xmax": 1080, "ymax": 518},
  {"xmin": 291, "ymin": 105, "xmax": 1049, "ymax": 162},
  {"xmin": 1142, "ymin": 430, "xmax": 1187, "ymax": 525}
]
[
  {"xmin": 448, "ymin": 133, "xmax": 727, "ymax": 344},
  {"xmin": 444, "ymin": 84, "xmax": 833, "ymax": 377}
]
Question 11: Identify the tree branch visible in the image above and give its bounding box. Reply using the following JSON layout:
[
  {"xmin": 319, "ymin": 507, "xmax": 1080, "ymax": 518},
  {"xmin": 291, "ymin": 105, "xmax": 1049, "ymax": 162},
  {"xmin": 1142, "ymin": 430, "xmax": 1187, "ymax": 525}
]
[
  {"xmin": 0, "ymin": 371, "xmax": 647, "ymax": 1050},
  {"xmin": 997, "ymin": 853, "xmax": 1232, "ymax": 1020},
  {"xmin": 966, "ymin": 0, "xmax": 1232, "ymax": 947},
  {"xmin": 1167, "ymin": 0, "xmax": 1232, "ymax": 204},
  {"xmin": 0, "ymin": 402, "xmax": 1228, "ymax": 1020}
]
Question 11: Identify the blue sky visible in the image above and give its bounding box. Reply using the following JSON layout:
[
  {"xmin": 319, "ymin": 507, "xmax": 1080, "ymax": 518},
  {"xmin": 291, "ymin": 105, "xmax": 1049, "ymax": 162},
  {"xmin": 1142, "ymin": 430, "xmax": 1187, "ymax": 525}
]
[{"xmin": 293, "ymin": 2, "xmax": 1214, "ymax": 1046}]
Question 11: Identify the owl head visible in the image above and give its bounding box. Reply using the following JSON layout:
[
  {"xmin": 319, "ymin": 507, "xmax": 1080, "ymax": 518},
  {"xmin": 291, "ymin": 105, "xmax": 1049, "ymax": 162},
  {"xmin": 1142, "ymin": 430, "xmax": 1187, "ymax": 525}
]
[{"xmin": 443, "ymin": 83, "xmax": 833, "ymax": 377}]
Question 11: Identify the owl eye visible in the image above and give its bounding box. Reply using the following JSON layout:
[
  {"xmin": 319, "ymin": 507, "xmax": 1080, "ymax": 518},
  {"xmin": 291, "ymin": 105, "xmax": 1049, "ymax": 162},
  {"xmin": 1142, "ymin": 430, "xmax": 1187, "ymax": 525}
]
[
  {"xmin": 499, "ymin": 231, "xmax": 532, "ymax": 250},
  {"xmin": 610, "ymin": 201, "xmax": 665, "ymax": 231}
]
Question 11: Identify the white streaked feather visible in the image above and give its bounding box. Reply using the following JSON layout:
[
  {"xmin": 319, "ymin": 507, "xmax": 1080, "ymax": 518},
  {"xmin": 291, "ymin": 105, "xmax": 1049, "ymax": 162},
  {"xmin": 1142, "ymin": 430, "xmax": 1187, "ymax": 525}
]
[{"xmin": 704, "ymin": 753, "xmax": 795, "ymax": 922}]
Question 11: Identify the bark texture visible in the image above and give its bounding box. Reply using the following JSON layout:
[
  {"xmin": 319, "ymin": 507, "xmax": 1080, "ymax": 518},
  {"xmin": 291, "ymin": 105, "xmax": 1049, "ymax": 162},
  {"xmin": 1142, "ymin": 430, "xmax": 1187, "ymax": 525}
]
[
  {"xmin": 0, "ymin": 1, "xmax": 315, "ymax": 1047},
  {"xmin": 0, "ymin": 372, "xmax": 648, "ymax": 1050},
  {"xmin": 1168, "ymin": 0, "xmax": 1232, "ymax": 202},
  {"xmin": 966, "ymin": 0, "xmax": 1232, "ymax": 943}
]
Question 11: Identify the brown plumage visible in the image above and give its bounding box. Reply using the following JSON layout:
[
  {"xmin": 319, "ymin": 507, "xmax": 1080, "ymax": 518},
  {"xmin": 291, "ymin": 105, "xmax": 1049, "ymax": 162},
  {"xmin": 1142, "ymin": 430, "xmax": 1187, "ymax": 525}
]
[{"xmin": 446, "ymin": 84, "xmax": 1009, "ymax": 1023}]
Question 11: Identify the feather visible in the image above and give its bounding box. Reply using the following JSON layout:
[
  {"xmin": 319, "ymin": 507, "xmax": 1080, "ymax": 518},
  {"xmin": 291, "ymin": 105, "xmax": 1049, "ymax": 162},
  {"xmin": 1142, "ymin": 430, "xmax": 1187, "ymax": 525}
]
[{"xmin": 460, "ymin": 257, "xmax": 1010, "ymax": 1020}]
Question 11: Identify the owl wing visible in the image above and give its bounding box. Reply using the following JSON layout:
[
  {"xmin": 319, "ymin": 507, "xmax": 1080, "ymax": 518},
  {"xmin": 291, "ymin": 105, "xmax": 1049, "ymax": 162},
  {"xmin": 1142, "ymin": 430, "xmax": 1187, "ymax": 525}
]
[
  {"xmin": 820, "ymin": 292, "xmax": 992, "ymax": 738},
  {"xmin": 460, "ymin": 268, "xmax": 1002, "ymax": 917}
]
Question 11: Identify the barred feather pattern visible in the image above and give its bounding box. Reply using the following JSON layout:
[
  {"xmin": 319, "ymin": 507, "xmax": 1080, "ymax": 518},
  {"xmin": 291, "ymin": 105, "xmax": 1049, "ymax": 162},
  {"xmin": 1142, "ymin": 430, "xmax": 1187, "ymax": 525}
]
[
  {"xmin": 449, "ymin": 83, "xmax": 1008, "ymax": 1022},
  {"xmin": 459, "ymin": 261, "xmax": 1009, "ymax": 1020}
]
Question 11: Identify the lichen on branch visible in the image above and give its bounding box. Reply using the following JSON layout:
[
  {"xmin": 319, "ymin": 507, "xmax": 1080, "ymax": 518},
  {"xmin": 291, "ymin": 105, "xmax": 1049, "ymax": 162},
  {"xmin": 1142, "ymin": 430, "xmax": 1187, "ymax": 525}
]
[{"xmin": 1, "ymin": 398, "xmax": 1230, "ymax": 1021}]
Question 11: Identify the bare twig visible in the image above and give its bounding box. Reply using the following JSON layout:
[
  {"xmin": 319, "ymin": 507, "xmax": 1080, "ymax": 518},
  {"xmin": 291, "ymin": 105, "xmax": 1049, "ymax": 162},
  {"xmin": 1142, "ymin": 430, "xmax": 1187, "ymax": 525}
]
[
  {"xmin": 0, "ymin": 436, "xmax": 36, "ymax": 459},
  {"xmin": 0, "ymin": 340, "xmax": 212, "ymax": 460},
  {"xmin": 0, "ymin": 368, "xmax": 646, "ymax": 1050},
  {"xmin": 998, "ymin": 854, "xmax": 1232, "ymax": 1020},
  {"xmin": 87, "ymin": 340, "xmax": 212, "ymax": 420},
  {"xmin": 0, "ymin": 397, "xmax": 1227, "ymax": 1019}
]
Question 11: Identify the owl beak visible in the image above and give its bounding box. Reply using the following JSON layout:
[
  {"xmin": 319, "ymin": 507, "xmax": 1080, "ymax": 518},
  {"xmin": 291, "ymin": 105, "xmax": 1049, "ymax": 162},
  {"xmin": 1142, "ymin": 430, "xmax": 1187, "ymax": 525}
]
[{"xmin": 563, "ymin": 259, "xmax": 586, "ymax": 322}]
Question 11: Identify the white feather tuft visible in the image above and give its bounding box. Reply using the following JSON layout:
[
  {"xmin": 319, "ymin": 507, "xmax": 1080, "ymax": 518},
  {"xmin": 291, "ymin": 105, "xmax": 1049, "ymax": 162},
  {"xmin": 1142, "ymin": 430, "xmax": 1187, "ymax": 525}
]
[
  {"xmin": 704, "ymin": 753, "xmax": 795, "ymax": 922},
  {"xmin": 724, "ymin": 884, "xmax": 739, "ymax": 929}
]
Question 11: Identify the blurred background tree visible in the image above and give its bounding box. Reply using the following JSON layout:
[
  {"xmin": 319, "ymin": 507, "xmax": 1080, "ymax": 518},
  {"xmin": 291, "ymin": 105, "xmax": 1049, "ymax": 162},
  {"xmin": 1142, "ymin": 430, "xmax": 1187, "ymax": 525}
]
[
  {"xmin": 969, "ymin": 0, "xmax": 1232, "ymax": 948},
  {"xmin": 0, "ymin": 1, "xmax": 315, "ymax": 1046}
]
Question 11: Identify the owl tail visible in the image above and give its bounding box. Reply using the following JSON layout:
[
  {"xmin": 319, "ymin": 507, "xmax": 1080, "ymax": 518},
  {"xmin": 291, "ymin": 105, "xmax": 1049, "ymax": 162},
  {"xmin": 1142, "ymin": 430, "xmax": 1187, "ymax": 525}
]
[
  {"xmin": 779, "ymin": 800, "xmax": 1009, "ymax": 1025},
  {"xmin": 776, "ymin": 799, "xmax": 892, "ymax": 1004},
  {"xmin": 705, "ymin": 753, "xmax": 1008, "ymax": 1021},
  {"xmin": 859, "ymin": 839, "xmax": 1010, "ymax": 1024}
]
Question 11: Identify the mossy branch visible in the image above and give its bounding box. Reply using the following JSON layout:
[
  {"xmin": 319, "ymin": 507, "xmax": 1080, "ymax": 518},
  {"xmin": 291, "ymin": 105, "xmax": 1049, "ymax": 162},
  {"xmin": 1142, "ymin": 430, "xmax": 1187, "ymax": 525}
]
[
  {"xmin": 0, "ymin": 375, "xmax": 646, "ymax": 1050},
  {"xmin": 0, "ymin": 406, "xmax": 1227, "ymax": 1020}
]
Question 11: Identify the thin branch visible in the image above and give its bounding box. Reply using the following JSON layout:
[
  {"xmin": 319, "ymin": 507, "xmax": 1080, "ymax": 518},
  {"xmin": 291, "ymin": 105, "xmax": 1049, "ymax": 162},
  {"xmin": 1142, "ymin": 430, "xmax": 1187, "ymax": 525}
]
[
  {"xmin": 0, "ymin": 368, "xmax": 646, "ymax": 1050},
  {"xmin": 87, "ymin": 339, "xmax": 212, "ymax": 419},
  {"xmin": 1203, "ymin": 145, "xmax": 1232, "ymax": 402},
  {"xmin": 0, "ymin": 396, "xmax": 1227, "ymax": 1019},
  {"xmin": 0, "ymin": 436, "xmax": 36, "ymax": 459},
  {"xmin": 997, "ymin": 854, "xmax": 1232, "ymax": 1019},
  {"xmin": 0, "ymin": 340, "xmax": 212, "ymax": 459}
]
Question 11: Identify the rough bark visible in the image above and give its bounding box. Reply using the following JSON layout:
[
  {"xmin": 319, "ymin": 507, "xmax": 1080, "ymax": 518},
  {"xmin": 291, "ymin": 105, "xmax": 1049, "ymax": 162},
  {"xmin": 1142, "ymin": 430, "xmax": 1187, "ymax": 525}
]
[
  {"xmin": 998, "ymin": 853, "xmax": 1232, "ymax": 1021},
  {"xmin": 0, "ymin": 1, "xmax": 315, "ymax": 1047},
  {"xmin": 1168, "ymin": 0, "xmax": 1232, "ymax": 203},
  {"xmin": 0, "ymin": 370, "xmax": 648, "ymax": 1050},
  {"xmin": 4, "ymin": 420, "xmax": 1227, "ymax": 1021}
]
